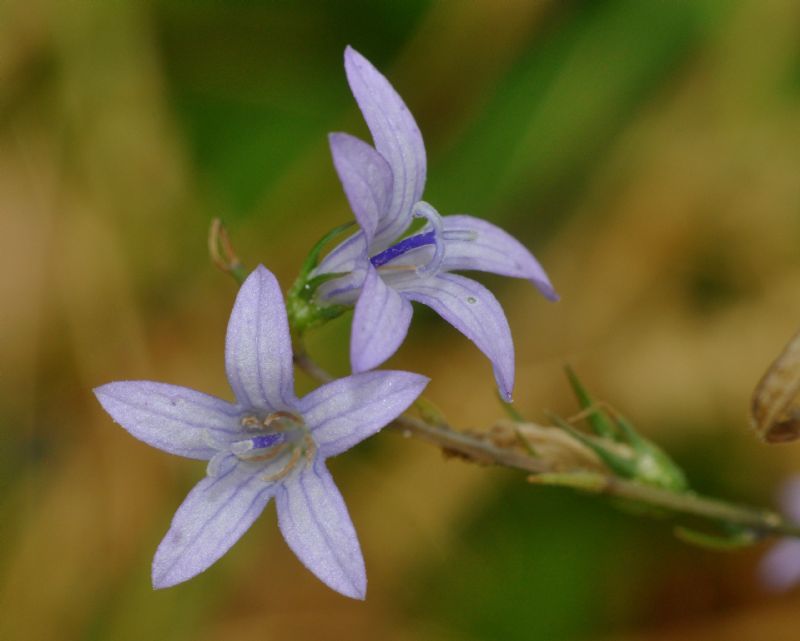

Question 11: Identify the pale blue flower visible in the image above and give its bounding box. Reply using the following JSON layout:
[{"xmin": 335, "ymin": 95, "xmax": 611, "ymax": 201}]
[
  {"xmin": 314, "ymin": 46, "xmax": 558, "ymax": 400},
  {"xmin": 95, "ymin": 265, "xmax": 428, "ymax": 598}
]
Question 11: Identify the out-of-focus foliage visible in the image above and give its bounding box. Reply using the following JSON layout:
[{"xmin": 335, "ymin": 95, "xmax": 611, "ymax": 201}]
[{"xmin": 3, "ymin": 0, "xmax": 800, "ymax": 639}]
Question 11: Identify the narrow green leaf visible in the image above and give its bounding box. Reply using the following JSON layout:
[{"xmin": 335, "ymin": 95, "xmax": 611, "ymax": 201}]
[
  {"xmin": 545, "ymin": 411, "xmax": 637, "ymax": 479},
  {"xmin": 564, "ymin": 365, "xmax": 617, "ymax": 439},
  {"xmin": 674, "ymin": 525, "xmax": 758, "ymax": 550}
]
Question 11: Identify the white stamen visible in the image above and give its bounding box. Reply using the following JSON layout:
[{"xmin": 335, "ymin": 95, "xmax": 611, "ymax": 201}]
[
  {"xmin": 412, "ymin": 201, "xmax": 445, "ymax": 277},
  {"xmin": 231, "ymin": 440, "xmax": 255, "ymax": 456},
  {"xmin": 444, "ymin": 229, "xmax": 478, "ymax": 242}
]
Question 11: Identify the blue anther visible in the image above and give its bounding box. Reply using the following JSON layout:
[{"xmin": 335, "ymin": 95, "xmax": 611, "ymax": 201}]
[
  {"xmin": 370, "ymin": 231, "xmax": 436, "ymax": 268},
  {"xmin": 251, "ymin": 433, "xmax": 285, "ymax": 449}
]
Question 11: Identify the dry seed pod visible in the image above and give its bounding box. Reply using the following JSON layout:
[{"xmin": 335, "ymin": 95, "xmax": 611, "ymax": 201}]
[
  {"xmin": 751, "ymin": 330, "xmax": 800, "ymax": 443},
  {"xmin": 489, "ymin": 420, "xmax": 612, "ymax": 472}
]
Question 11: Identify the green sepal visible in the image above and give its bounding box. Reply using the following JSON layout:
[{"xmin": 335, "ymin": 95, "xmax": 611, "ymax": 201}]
[
  {"xmin": 564, "ymin": 365, "xmax": 618, "ymax": 439},
  {"xmin": 295, "ymin": 222, "xmax": 355, "ymax": 284},
  {"xmin": 528, "ymin": 471, "xmax": 607, "ymax": 492},
  {"xmin": 559, "ymin": 368, "xmax": 690, "ymax": 493},
  {"xmin": 546, "ymin": 411, "xmax": 639, "ymax": 479},
  {"xmin": 414, "ymin": 396, "xmax": 448, "ymax": 427},
  {"xmin": 298, "ymin": 271, "xmax": 348, "ymax": 302},
  {"xmin": 674, "ymin": 525, "xmax": 758, "ymax": 550},
  {"xmin": 287, "ymin": 222, "xmax": 355, "ymax": 335},
  {"xmin": 611, "ymin": 412, "xmax": 689, "ymax": 492},
  {"xmin": 287, "ymin": 296, "xmax": 348, "ymax": 336}
]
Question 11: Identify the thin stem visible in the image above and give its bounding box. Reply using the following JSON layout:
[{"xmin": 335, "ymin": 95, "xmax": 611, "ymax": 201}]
[
  {"xmin": 293, "ymin": 344, "xmax": 334, "ymax": 384},
  {"xmin": 293, "ymin": 347, "xmax": 800, "ymax": 539}
]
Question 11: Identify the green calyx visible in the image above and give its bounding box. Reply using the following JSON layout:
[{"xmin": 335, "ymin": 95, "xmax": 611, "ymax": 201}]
[
  {"xmin": 286, "ymin": 222, "xmax": 355, "ymax": 335},
  {"xmin": 552, "ymin": 367, "xmax": 689, "ymax": 492}
]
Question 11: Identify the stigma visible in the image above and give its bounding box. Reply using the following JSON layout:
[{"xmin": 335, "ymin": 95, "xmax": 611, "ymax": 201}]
[{"xmin": 232, "ymin": 410, "xmax": 317, "ymax": 482}]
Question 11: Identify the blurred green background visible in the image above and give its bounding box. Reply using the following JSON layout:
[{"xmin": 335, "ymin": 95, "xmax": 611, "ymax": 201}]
[{"xmin": 3, "ymin": 0, "xmax": 800, "ymax": 639}]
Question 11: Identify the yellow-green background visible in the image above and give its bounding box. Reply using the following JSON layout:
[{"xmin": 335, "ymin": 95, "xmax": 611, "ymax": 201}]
[{"xmin": 3, "ymin": 1, "xmax": 800, "ymax": 639}]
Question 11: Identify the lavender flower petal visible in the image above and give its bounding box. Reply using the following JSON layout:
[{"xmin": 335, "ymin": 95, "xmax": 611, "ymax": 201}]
[
  {"xmin": 779, "ymin": 475, "xmax": 800, "ymax": 523},
  {"xmin": 344, "ymin": 46, "xmax": 426, "ymax": 250},
  {"xmin": 152, "ymin": 457, "xmax": 276, "ymax": 588},
  {"xmin": 94, "ymin": 381, "xmax": 239, "ymax": 460},
  {"xmin": 225, "ymin": 265, "xmax": 296, "ymax": 411},
  {"xmin": 399, "ymin": 273, "xmax": 515, "ymax": 400},
  {"xmin": 313, "ymin": 269, "xmax": 368, "ymax": 306},
  {"xmin": 441, "ymin": 215, "xmax": 559, "ymax": 301},
  {"xmin": 329, "ymin": 133, "xmax": 393, "ymax": 245},
  {"xmin": 276, "ymin": 460, "xmax": 367, "ymax": 599},
  {"xmin": 299, "ymin": 370, "xmax": 429, "ymax": 457},
  {"xmin": 313, "ymin": 232, "xmax": 370, "ymax": 305},
  {"xmin": 759, "ymin": 539, "xmax": 800, "ymax": 592},
  {"xmin": 350, "ymin": 265, "xmax": 413, "ymax": 373},
  {"xmin": 315, "ymin": 232, "xmax": 368, "ymax": 278},
  {"xmin": 759, "ymin": 475, "xmax": 800, "ymax": 592}
]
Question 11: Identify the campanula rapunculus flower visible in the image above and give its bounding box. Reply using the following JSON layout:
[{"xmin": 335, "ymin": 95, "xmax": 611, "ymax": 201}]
[
  {"xmin": 94, "ymin": 265, "xmax": 428, "ymax": 599},
  {"xmin": 760, "ymin": 476, "xmax": 800, "ymax": 591},
  {"xmin": 313, "ymin": 46, "xmax": 558, "ymax": 400}
]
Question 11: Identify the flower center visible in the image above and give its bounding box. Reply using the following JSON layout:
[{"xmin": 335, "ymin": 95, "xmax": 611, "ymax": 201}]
[{"xmin": 231, "ymin": 410, "xmax": 315, "ymax": 482}]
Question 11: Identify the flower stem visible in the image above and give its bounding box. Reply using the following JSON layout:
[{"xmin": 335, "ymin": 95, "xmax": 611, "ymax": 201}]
[{"xmin": 293, "ymin": 348, "xmax": 800, "ymax": 540}]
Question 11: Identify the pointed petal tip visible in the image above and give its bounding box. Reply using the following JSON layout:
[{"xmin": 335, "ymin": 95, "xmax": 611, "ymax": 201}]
[
  {"xmin": 537, "ymin": 280, "xmax": 560, "ymax": 302},
  {"xmin": 238, "ymin": 263, "xmax": 272, "ymax": 293},
  {"xmin": 252, "ymin": 263, "xmax": 271, "ymax": 280},
  {"xmin": 343, "ymin": 579, "xmax": 367, "ymax": 600},
  {"xmin": 92, "ymin": 384, "xmax": 117, "ymax": 420},
  {"xmin": 326, "ymin": 567, "xmax": 367, "ymax": 600},
  {"xmin": 93, "ymin": 383, "xmax": 123, "ymax": 421},
  {"xmin": 93, "ymin": 380, "xmax": 126, "ymax": 399},
  {"xmin": 151, "ymin": 565, "xmax": 186, "ymax": 591},
  {"xmin": 409, "ymin": 372, "xmax": 431, "ymax": 388},
  {"xmin": 494, "ymin": 363, "xmax": 514, "ymax": 403},
  {"xmin": 324, "ymin": 577, "xmax": 367, "ymax": 600},
  {"xmin": 526, "ymin": 272, "xmax": 559, "ymax": 302},
  {"xmin": 276, "ymin": 463, "xmax": 368, "ymax": 600},
  {"xmin": 151, "ymin": 575, "xmax": 170, "ymax": 590},
  {"xmin": 92, "ymin": 383, "xmax": 110, "ymax": 401},
  {"xmin": 498, "ymin": 382, "xmax": 513, "ymax": 403},
  {"xmin": 344, "ymin": 45, "xmax": 364, "ymax": 65},
  {"xmin": 151, "ymin": 558, "xmax": 178, "ymax": 590}
]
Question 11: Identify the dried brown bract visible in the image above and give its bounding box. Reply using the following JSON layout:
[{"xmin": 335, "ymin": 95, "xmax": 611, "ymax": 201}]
[{"xmin": 751, "ymin": 330, "xmax": 800, "ymax": 443}]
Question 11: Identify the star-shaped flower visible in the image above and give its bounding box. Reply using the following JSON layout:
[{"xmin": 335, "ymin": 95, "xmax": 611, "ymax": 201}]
[
  {"xmin": 313, "ymin": 46, "xmax": 558, "ymax": 401},
  {"xmin": 94, "ymin": 265, "xmax": 428, "ymax": 599}
]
